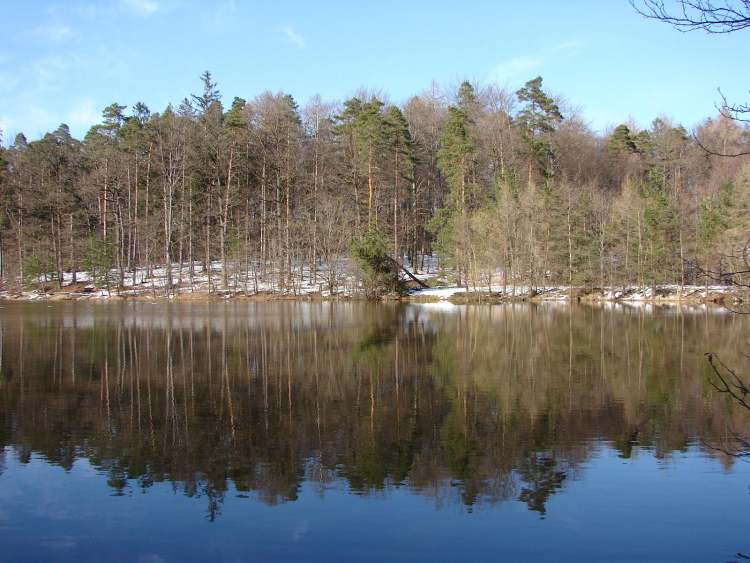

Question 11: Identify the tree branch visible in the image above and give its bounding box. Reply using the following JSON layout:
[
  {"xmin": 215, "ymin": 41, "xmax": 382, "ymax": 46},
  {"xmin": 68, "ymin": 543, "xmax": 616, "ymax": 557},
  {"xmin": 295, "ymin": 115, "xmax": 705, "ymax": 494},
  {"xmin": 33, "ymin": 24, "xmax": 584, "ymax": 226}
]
[
  {"xmin": 692, "ymin": 133, "xmax": 750, "ymax": 157},
  {"xmin": 631, "ymin": 0, "xmax": 750, "ymax": 33},
  {"xmin": 706, "ymin": 352, "xmax": 750, "ymax": 411}
]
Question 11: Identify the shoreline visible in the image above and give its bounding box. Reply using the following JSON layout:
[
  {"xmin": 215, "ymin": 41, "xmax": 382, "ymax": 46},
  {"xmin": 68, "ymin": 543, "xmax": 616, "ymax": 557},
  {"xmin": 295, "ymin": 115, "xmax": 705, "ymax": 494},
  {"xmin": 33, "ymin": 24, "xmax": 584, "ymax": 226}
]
[
  {"xmin": 406, "ymin": 285, "xmax": 747, "ymax": 306},
  {"xmin": 0, "ymin": 284, "xmax": 745, "ymax": 306}
]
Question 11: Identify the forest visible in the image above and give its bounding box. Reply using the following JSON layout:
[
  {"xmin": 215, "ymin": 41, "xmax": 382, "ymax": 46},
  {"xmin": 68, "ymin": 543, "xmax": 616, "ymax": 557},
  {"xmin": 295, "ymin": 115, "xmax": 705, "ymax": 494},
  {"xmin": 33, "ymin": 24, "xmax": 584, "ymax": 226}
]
[{"xmin": 0, "ymin": 72, "xmax": 749, "ymax": 295}]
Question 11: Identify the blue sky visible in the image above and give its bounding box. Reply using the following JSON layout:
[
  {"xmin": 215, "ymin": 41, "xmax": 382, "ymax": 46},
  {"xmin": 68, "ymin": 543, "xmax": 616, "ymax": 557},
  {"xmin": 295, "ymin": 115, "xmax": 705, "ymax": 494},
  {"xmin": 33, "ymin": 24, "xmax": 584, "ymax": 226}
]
[{"xmin": 1, "ymin": 0, "xmax": 748, "ymax": 141}]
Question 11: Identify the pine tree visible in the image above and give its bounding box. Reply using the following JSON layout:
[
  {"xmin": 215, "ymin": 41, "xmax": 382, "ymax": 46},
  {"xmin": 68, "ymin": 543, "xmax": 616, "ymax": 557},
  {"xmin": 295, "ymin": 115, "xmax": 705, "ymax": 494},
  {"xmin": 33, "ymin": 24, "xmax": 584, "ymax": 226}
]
[
  {"xmin": 698, "ymin": 193, "xmax": 728, "ymax": 286},
  {"xmin": 516, "ymin": 76, "xmax": 563, "ymax": 186},
  {"xmin": 383, "ymin": 105, "xmax": 415, "ymax": 259},
  {"xmin": 334, "ymin": 98, "xmax": 387, "ymax": 228},
  {"xmin": 434, "ymin": 98, "xmax": 475, "ymax": 286},
  {"xmin": 191, "ymin": 71, "xmax": 221, "ymax": 113},
  {"xmin": 607, "ymin": 124, "xmax": 637, "ymax": 154}
]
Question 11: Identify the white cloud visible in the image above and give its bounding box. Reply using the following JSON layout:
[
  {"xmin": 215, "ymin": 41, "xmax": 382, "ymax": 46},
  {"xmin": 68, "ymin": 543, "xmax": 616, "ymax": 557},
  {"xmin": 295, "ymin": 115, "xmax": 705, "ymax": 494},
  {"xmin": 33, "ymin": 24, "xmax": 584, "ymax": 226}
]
[
  {"xmin": 35, "ymin": 24, "xmax": 73, "ymax": 42},
  {"xmin": 30, "ymin": 55, "xmax": 71, "ymax": 91},
  {"xmin": 281, "ymin": 26, "xmax": 305, "ymax": 49},
  {"xmin": 122, "ymin": 0, "xmax": 160, "ymax": 16},
  {"xmin": 0, "ymin": 44, "xmax": 130, "ymax": 140},
  {"xmin": 0, "ymin": 69, "xmax": 19, "ymax": 95},
  {"xmin": 67, "ymin": 98, "xmax": 99, "ymax": 131},
  {"xmin": 553, "ymin": 40, "xmax": 583, "ymax": 53},
  {"xmin": 3, "ymin": 104, "xmax": 57, "ymax": 139},
  {"xmin": 488, "ymin": 55, "xmax": 541, "ymax": 82},
  {"xmin": 0, "ymin": 116, "xmax": 11, "ymax": 140},
  {"xmin": 210, "ymin": 0, "xmax": 237, "ymax": 29},
  {"xmin": 487, "ymin": 39, "xmax": 585, "ymax": 85}
]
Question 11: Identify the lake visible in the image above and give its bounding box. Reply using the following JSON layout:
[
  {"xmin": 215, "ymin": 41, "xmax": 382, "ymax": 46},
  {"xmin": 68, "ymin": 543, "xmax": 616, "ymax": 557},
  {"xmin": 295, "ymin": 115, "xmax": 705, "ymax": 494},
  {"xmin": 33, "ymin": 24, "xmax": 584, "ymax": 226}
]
[{"xmin": 0, "ymin": 301, "xmax": 748, "ymax": 562}]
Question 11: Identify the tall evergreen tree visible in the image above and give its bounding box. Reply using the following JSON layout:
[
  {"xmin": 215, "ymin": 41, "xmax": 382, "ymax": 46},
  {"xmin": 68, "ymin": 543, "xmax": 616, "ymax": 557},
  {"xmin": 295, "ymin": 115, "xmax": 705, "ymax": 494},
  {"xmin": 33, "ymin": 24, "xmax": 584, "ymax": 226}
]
[
  {"xmin": 516, "ymin": 76, "xmax": 563, "ymax": 186},
  {"xmin": 383, "ymin": 105, "xmax": 415, "ymax": 258}
]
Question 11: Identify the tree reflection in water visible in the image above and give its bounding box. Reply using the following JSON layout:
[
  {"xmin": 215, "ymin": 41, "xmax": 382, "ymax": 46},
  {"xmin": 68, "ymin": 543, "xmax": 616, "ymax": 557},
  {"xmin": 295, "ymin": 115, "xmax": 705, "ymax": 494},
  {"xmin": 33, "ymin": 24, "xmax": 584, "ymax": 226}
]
[{"xmin": 0, "ymin": 301, "xmax": 747, "ymax": 521}]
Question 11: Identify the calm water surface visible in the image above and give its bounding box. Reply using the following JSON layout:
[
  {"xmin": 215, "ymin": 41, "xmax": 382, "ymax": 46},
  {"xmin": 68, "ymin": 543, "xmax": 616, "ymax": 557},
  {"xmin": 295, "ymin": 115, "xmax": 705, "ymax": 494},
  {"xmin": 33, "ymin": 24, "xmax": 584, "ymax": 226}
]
[{"xmin": 0, "ymin": 302, "xmax": 749, "ymax": 562}]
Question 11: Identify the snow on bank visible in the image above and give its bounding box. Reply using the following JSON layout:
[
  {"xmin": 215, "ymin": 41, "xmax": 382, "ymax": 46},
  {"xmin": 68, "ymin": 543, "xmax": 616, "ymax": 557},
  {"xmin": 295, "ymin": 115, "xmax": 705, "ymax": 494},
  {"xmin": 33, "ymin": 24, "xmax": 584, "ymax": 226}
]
[
  {"xmin": 414, "ymin": 286, "xmax": 468, "ymax": 299},
  {"xmin": 2, "ymin": 255, "xmax": 742, "ymax": 306},
  {"xmin": 408, "ymin": 284, "xmax": 742, "ymax": 304}
]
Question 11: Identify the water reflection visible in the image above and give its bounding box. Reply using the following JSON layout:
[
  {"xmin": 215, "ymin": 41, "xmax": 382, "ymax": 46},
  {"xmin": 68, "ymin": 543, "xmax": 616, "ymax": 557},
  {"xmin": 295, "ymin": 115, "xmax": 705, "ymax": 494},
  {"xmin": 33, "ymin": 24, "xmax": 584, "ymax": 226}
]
[{"xmin": 0, "ymin": 302, "xmax": 747, "ymax": 522}]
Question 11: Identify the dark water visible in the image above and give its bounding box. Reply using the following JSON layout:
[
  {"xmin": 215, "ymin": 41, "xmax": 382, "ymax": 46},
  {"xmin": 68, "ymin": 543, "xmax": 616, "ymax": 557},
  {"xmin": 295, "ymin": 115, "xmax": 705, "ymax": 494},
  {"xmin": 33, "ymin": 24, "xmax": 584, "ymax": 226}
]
[{"xmin": 0, "ymin": 301, "xmax": 749, "ymax": 562}]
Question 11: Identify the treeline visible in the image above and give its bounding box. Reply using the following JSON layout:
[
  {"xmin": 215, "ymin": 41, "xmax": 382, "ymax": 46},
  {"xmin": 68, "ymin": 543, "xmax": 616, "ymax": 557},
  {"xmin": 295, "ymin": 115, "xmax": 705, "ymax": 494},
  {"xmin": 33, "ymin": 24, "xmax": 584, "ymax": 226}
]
[{"xmin": 0, "ymin": 72, "xmax": 749, "ymax": 293}]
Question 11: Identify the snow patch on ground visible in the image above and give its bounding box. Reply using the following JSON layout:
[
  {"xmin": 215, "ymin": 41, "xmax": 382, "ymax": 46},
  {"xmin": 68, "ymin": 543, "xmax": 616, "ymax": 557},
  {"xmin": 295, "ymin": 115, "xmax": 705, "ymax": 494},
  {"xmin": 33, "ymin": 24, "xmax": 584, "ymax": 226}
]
[
  {"xmin": 408, "ymin": 284, "xmax": 740, "ymax": 304},
  {"xmin": 4, "ymin": 254, "xmax": 741, "ymax": 305},
  {"xmin": 4, "ymin": 255, "xmax": 443, "ymax": 300}
]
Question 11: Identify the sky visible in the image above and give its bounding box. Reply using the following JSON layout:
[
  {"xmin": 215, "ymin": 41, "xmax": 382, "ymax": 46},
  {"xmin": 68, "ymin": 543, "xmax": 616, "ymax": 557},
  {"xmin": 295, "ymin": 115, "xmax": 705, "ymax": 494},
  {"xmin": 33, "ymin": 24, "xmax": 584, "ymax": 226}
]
[{"xmin": 1, "ymin": 0, "xmax": 748, "ymax": 141}]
